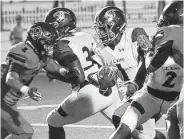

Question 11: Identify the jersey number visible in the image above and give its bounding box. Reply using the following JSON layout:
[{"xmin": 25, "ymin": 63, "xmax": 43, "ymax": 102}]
[
  {"xmin": 162, "ymin": 71, "xmax": 177, "ymax": 88},
  {"xmin": 82, "ymin": 46, "xmax": 100, "ymax": 71}
]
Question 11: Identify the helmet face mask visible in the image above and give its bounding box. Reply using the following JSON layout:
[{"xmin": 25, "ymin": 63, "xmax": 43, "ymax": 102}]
[
  {"xmin": 27, "ymin": 22, "xmax": 58, "ymax": 58},
  {"xmin": 94, "ymin": 7, "xmax": 126, "ymax": 46}
]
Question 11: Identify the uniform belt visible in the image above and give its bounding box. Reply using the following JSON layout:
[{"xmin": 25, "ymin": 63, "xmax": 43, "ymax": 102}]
[{"xmin": 147, "ymin": 86, "xmax": 180, "ymax": 101}]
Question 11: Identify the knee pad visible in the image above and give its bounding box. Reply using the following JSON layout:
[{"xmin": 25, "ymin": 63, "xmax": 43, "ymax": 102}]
[
  {"xmin": 47, "ymin": 107, "xmax": 68, "ymax": 127},
  {"xmin": 112, "ymin": 115, "xmax": 121, "ymax": 129}
]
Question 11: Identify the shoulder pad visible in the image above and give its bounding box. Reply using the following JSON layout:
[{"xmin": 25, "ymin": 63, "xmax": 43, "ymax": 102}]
[{"xmin": 8, "ymin": 43, "xmax": 29, "ymax": 66}]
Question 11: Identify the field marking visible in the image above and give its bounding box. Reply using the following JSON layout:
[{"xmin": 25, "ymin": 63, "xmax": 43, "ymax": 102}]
[
  {"xmin": 18, "ymin": 104, "xmax": 59, "ymax": 110},
  {"xmin": 31, "ymin": 123, "xmax": 166, "ymax": 130}
]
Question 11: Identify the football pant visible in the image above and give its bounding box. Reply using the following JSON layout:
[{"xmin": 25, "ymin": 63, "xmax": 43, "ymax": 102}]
[
  {"xmin": 1, "ymin": 104, "xmax": 34, "ymax": 139},
  {"xmin": 47, "ymin": 84, "xmax": 121, "ymax": 127},
  {"xmin": 120, "ymin": 86, "xmax": 176, "ymax": 132}
]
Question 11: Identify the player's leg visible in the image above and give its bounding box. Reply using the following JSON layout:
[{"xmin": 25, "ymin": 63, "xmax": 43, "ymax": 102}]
[
  {"xmin": 165, "ymin": 103, "xmax": 180, "ymax": 139},
  {"xmin": 1, "ymin": 104, "xmax": 34, "ymax": 139},
  {"xmin": 47, "ymin": 84, "xmax": 119, "ymax": 139},
  {"xmin": 101, "ymin": 85, "xmax": 121, "ymax": 121},
  {"xmin": 177, "ymin": 84, "xmax": 184, "ymax": 138},
  {"xmin": 109, "ymin": 87, "xmax": 162, "ymax": 139},
  {"xmin": 112, "ymin": 98, "xmax": 156, "ymax": 139}
]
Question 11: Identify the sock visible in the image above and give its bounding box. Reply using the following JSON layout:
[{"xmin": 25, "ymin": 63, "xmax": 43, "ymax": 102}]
[{"xmin": 48, "ymin": 125, "xmax": 65, "ymax": 139}]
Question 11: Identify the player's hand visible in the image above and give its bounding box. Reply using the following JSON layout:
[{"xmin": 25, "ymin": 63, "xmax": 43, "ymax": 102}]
[
  {"xmin": 124, "ymin": 81, "xmax": 139, "ymax": 97},
  {"xmin": 137, "ymin": 34, "xmax": 152, "ymax": 52},
  {"xmin": 97, "ymin": 66, "xmax": 118, "ymax": 89},
  {"xmin": 28, "ymin": 87, "xmax": 42, "ymax": 101}
]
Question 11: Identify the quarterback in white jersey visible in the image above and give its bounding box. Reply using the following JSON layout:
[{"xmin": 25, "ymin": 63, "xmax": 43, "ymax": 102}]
[{"xmin": 44, "ymin": 7, "xmax": 156, "ymax": 139}]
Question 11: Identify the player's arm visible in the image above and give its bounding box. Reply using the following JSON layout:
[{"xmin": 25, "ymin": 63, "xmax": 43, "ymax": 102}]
[
  {"xmin": 53, "ymin": 40, "xmax": 85, "ymax": 84},
  {"xmin": 146, "ymin": 40, "xmax": 173, "ymax": 73},
  {"xmin": 123, "ymin": 28, "xmax": 149, "ymax": 97},
  {"xmin": 5, "ymin": 52, "xmax": 41, "ymax": 102}
]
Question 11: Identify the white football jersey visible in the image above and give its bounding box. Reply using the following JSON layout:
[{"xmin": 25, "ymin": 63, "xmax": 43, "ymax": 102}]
[
  {"xmin": 147, "ymin": 57, "xmax": 183, "ymax": 92},
  {"xmin": 61, "ymin": 32, "xmax": 100, "ymax": 80},
  {"xmin": 102, "ymin": 28, "xmax": 139, "ymax": 80}
]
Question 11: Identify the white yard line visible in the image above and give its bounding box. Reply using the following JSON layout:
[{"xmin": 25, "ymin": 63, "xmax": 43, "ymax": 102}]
[
  {"xmin": 17, "ymin": 104, "xmax": 59, "ymax": 110},
  {"xmin": 31, "ymin": 123, "xmax": 166, "ymax": 130}
]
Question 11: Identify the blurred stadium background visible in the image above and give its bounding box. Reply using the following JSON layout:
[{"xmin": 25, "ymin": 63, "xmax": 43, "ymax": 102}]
[{"xmin": 1, "ymin": 1, "xmax": 170, "ymax": 139}]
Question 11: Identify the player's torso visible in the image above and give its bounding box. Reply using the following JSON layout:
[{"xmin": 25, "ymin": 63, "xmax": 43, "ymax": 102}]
[
  {"xmin": 2, "ymin": 42, "xmax": 48, "ymax": 85},
  {"xmin": 61, "ymin": 32, "xmax": 99, "ymax": 79},
  {"xmin": 156, "ymin": 25, "xmax": 183, "ymax": 67},
  {"xmin": 105, "ymin": 28, "xmax": 139, "ymax": 80},
  {"xmin": 147, "ymin": 57, "xmax": 183, "ymax": 92}
]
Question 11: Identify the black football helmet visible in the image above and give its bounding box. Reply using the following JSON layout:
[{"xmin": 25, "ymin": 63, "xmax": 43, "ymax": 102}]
[
  {"xmin": 27, "ymin": 22, "xmax": 58, "ymax": 57},
  {"xmin": 44, "ymin": 7, "xmax": 76, "ymax": 38},
  {"xmin": 94, "ymin": 6, "xmax": 126, "ymax": 46},
  {"xmin": 157, "ymin": 1, "xmax": 183, "ymax": 27}
]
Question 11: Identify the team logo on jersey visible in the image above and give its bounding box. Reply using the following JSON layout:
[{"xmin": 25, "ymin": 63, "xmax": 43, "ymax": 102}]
[
  {"xmin": 30, "ymin": 26, "xmax": 43, "ymax": 40},
  {"xmin": 52, "ymin": 11, "xmax": 65, "ymax": 28}
]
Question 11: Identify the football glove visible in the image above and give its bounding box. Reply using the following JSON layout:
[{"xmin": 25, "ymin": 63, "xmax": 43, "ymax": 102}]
[
  {"xmin": 97, "ymin": 66, "xmax": 118, "ymax": 90},
  {"xmin": 124, "ymin": 81, "xmax": 139, "ymax": 97},
  {"xmin": 27, "ymin": 87, "xmax": 42, "ymax": 101},
  {"xmin": 137, "ymin": 34, "xmax": 153, "ymax": 53}
]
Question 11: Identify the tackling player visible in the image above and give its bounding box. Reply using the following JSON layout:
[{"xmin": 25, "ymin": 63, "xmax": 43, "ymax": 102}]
[
  {"xmin": 109, "ymin": 2, "xmax": 183, "ymax": 139},
  {"xmin": 44, "ymin": 7, "xmax": 156, "ymax": 139},
  {"xmin": 138, "ymin": 1, "xmax": 183, "ymax": 138},
  {"xmin": 1, "ymin": 22, "xmax": 67, "ymax": 139}
]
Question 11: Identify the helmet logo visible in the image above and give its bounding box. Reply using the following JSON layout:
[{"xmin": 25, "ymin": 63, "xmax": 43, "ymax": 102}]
[
  {"xmin": 30, "ymin": 26, "xmax": 42, "ymax": 40},
  {"xmin": 53, "ymin": 11, "xmax": 65, "ymax": 23},
  {"xmin": 104, "ymin": 10, "xmax": 116, "ymax": 20}
]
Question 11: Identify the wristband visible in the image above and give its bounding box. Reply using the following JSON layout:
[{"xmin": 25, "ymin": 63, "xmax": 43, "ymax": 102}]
[
  {"xmin": 20, "ymin": 85, "xmax": 29, "ymax": 95},
  {"xmin": 59, "ymin": 68, "xmax": 68, "ymax": 76}
]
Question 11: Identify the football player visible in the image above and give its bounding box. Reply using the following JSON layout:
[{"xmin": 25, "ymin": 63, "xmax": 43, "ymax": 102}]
[
  {"xmin": 138, "ymin": 1, "xmax": 183, "ymax": 138},
  {"xmin": 44, "ymin": 7, "xmax": 156, "ymax": 139},
  {"xmin": 109, "ymin": 2, "xmax": 183, "ymax": 139},
  {"xmin": 1, "ymin": 22, "xmax": 68, "ymax": 139}
]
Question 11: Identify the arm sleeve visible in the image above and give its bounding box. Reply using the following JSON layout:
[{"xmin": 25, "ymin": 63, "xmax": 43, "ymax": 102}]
[
  {"xmin": 53, "ymin": 40, "xmax": 85, "ymax": 84},
  {"xmin": 53, "ymin": 40, "xmax": 77, "ymax": 66},
  {"xmin": 150, "ymin": 40, "xmax": 173, "ymax": 70},
  {"xmin": 133, "ymin": 59, "xmax": 147, "ymax": 89}
]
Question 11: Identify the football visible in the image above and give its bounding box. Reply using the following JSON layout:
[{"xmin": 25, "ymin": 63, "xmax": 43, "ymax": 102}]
[{"xmin": 97, "ymin": 65, "xmax": 118, "ymax": 88}]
